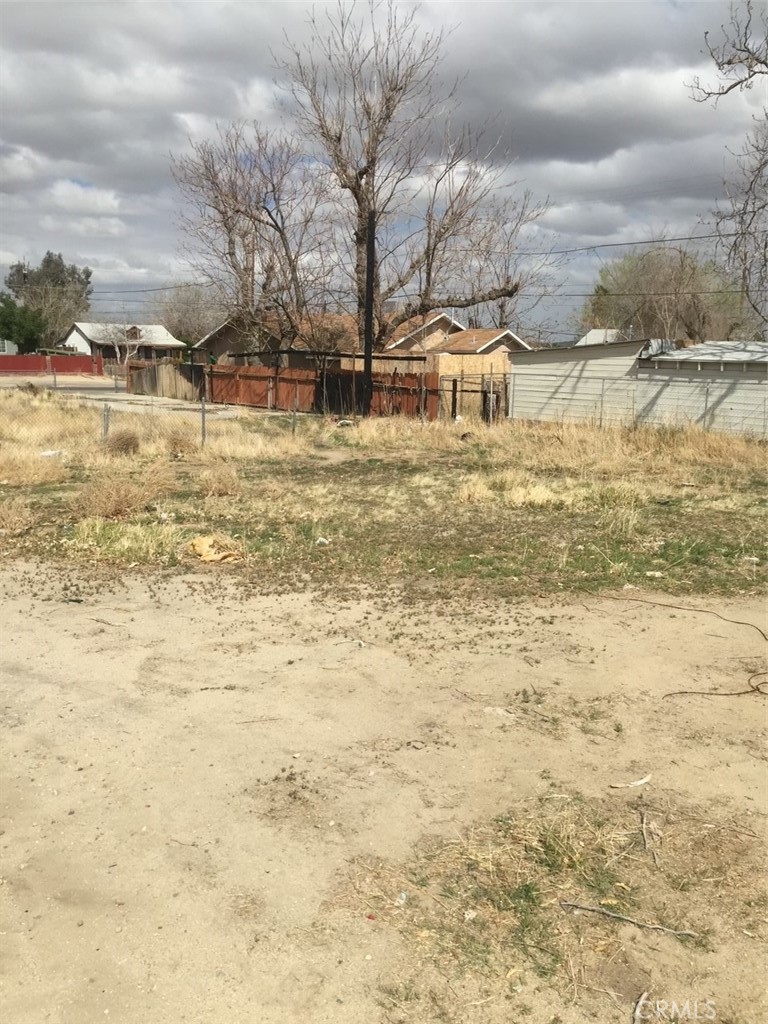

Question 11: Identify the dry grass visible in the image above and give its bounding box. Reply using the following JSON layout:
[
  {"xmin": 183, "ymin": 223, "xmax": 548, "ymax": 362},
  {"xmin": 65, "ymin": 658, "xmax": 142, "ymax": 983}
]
[
  {"xmin": 74, "ymin": 462, "xmax": 177, "ymax": 519},
  {"xmin": 0, "ymin": 496, "xmax": 37, "ymax": 534},
  {"xmin": 1, "ymin": 387, "xmax": 763, "ymax": 486},
  {"xmin": 336, "ymin": 416, "xmax": 767, "ymax": 489},
  {"xmin": 0, "ymin": 388, "xmax": 764, "ymax": 592},
  {"xmin": 0, "ymin": 450, "xmax": 70, "ymax": 487},
  {"xmin": 198, "ymin": 463, "xmax": 242, "ymax": 497},
  {"xmin": 65, "ymin": 519, "xmax": 185, "ymax": 564},
  {"xmin": 345, "ymin": 795, "xmax": 763, "ymax": 1011}
]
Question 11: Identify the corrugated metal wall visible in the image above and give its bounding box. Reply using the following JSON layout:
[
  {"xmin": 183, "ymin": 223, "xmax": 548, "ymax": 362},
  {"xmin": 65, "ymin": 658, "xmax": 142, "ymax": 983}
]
[{"xmin": 506, "ymin": 370, "xmax": 767, "ymax": 437}]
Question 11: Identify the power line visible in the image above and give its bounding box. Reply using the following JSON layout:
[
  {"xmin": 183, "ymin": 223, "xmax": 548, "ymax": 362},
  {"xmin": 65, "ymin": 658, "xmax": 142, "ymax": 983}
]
[
  {"xmin": 89, "ymin": 231, "xmax": 734, "ymax": 295},
  {"xmin": 90, "ymin": 281, "xmax": 213, "ymax": 295},
  {"xmin": 514, "ymin": 232, "xmax": 729, "ymax": 258},
  {"xmin": 91, "ymin": 287, "xmax": 764, "ymax": 317}
]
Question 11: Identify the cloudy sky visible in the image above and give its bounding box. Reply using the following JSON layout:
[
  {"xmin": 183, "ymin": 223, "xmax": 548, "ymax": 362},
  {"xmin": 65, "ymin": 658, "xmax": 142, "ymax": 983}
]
[{"xmin": 0, "ymin": 0, "xmax": 758, "ymax": 335}]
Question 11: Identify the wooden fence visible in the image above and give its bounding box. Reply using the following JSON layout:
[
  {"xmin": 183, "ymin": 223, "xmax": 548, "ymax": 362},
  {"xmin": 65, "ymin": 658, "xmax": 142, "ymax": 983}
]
[
  {"xmin": 0, "ymin": 354, "xmax": 104, "ymax": 376},
  {"xmin": 209, "ymin": 365, "xmax": 441, "ymax": 419},
  {"xmin": 128, "ymin": 361, "xmax": 205, "ymax": 401},
  {"xmin": 127, "ymin": 360, "xmax": 441, "ymax": 418}
]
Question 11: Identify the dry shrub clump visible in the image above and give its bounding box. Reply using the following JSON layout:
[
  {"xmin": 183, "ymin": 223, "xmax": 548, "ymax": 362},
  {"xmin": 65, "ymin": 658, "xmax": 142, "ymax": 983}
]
[
  {"xmin": 165, "ymin": 427, "xmax": 199, "ymax": 457},
  {"xmin": 74, "ymin": 462, "xmax": 177, "ymax": 519},
  {"xmin": 0, "ymin": 496, "xmax": 37, "ymax": 534},
  {"xmin": 198, "ymin": 463, "xmax": 242, "ymax": 497},
  {"xmin": 103, "ymin": 429, "xmax": 140, "ymax": 456}
]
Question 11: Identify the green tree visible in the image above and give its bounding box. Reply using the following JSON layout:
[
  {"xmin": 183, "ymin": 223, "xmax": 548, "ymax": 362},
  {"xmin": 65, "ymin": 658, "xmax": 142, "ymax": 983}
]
[
  {"xmin": 5, "ymin": 251, "xmax": 92, "ymax": 345},
  {"xmin": 0, "ymin": 292, "xmax": 48, "ymax": 353},
  {"xmin": 579, "ymin": 247, "xmax": 760, "ymax": 342}
]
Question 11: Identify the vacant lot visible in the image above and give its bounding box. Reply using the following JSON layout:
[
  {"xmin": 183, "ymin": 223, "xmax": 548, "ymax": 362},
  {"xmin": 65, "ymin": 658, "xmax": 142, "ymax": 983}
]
[
  {"xmin": 0, "ymin": 389, "xmax": 766, "ymax": 1023},
  {"xmin": 0, "ymin": 387, "xmax": 765, "ymax": 595}
]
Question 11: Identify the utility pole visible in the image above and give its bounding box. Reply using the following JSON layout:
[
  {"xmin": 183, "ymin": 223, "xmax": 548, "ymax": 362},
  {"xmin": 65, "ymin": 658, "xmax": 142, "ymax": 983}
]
[{"xmin": 362, "ymin": 208, "xmax": 376, "ymax": 416}]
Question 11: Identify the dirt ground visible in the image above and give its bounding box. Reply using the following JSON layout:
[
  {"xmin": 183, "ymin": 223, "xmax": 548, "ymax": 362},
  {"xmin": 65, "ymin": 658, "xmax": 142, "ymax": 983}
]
[{"xmin": 0, "ymin": 563, "xmax": 765, "ymax": 1024}]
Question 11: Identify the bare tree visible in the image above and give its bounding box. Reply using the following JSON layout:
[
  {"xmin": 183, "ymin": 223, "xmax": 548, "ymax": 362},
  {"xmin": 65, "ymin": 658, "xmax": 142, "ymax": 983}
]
[
  {"xmin": 715, "ymin": 121, "xmax": 768, "ymax": 328},
  {"xmin": 278, "ymin": 1, "xmax": 549, "ymax": 348},
  {"xmin": 97, "ymin": 323, "xmax": 142, "ymax": 365},
  {"xmin": 171, "ymin": 123, "xmax": 337, "ymax": 350},
  {"xmin": 148, "ymin": 282, "xmax": 227, "ymax": 345},
  {"xmin": 691, "ymin": 0, "xmax": 767, "ymax": 101},
  {"xmin": 692, "ymin": 0, "xmax": 767, "ymax": 330}
]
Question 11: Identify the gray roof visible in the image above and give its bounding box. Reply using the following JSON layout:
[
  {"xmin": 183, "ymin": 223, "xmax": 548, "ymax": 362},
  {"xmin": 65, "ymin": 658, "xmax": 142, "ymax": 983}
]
[
  {"xmin": 574, "ymin": 328, "xmax": 622, "ymax": 347},
  {"xmin": 71, "ymin": 322, "xmax": 186, "ymax": 349},
  {"xmin": 650, "ymin": 341, "xmax": 768, "ymax": 364}
]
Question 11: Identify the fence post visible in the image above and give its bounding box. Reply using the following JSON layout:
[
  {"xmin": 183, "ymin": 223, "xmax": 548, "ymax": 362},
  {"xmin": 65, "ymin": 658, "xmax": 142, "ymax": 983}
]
[
  {"xmin": 507, "ymin": 372, "xmax": 515, "ymax": 419},
  {"xmin": 451, "ymin": 378, "xmax": 458, "ymax": 420},
  {"xmin": 703, "ymin": 383, "xmax": 710, "ymax": 430},
  {"xmin": 292, "ymin": 381, "xmax": 299, "ymax": 436},
  {"xmin": 459, "ymin": 368, "xmax": 465, "ymax": 415},
  {"xmin": 102, "ymin": 403, "xmax": 110, "ymax": 440},
  {"xmin": 420, "ymin": 371, "xmax": 426, "ymax": 422},
  {"xmin": 201, "ymin": 392, "xmax": 207, "ymax": 447},
  {"xmin": 51, "ymin": 363, "xmax": 57, "ymax": 390},
  {"xmin": 599, "ymin": 378, "xmax": 605, "ymax": 428}
]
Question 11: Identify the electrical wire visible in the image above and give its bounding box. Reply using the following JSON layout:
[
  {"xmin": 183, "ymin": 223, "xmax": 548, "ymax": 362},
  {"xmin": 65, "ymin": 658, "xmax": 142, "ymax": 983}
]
[{"xmin": 88, "ymin": 230, "xmax": 736, "ymax": 295}]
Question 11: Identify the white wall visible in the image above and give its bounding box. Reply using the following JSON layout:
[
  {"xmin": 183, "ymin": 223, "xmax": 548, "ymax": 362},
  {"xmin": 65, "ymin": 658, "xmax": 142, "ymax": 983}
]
[
  {"xmin": 507, "ymin": 366, "xmax": 767, "ymax": 438},
  {"xmin": 60, "ymin": 328, "xmax": 91, "ymax": 355},
  {"xmin": 508, "ymin": 340, "xmax": 644, "ymax": 379}
]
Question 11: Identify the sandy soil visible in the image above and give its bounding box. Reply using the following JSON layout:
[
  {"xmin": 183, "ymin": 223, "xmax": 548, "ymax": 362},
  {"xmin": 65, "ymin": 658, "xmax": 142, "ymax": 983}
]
[{"xmin": 0, "ymin": 564, "xmax": 765, "ymax": 1024}]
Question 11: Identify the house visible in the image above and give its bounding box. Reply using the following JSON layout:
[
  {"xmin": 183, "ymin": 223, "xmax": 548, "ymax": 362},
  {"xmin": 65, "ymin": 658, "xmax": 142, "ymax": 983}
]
[
  {"xmin": 384, "ymin": 312, "xmax": 465, "ymax": 351},
  {"xmin": 59, "ymin": 322, "xmax": 187, "ymax": 361},
  {"xmin": 574, "ymin": 328, "xmax": 623, "ymax": 347},
  {"xmin": 194, "ymin": 317, "xmax": 282, "ymax": 363},
  {"xmin": 438, "ymin": 328, "xmax": 530, "ymax": 355},
  {"xmin": 194, "ymin": 314, "xmax": 359, "ymax": 366},
  {"xmin": 385, "ymin": 313, "xmax": 531, "ymax": 354},
  {"xmin": 0, "ymin": 337, "xmax": 19, "ymax": 355}
]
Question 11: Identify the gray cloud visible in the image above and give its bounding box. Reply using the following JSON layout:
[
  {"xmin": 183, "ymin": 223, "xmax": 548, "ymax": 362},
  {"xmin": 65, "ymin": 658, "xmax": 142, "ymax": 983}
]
[{"xmin": 0, "ymin": 0, "xmax": 754, "ymax": 332}]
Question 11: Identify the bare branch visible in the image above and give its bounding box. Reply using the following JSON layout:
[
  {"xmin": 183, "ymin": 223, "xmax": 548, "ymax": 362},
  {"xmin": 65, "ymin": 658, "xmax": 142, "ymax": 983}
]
[{"xmin": 690, "ymin": 0, "xmax": 768, "ymax": 104}]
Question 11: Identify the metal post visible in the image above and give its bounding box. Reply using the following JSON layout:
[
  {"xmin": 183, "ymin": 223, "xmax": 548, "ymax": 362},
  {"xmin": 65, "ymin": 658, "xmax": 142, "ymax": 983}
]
[
  {"xmin": 292, "ymin": 381, "xmax": 299, "ymax": 436},
  {"xmin": 459, "ymin": 368, "xmax": 465, "ymax": 415},
  {"xmin": 507, "ymin": 372, "xmax": 515, "ymax": 419},
  {"xmin": 102, "ymin": 403, "xmax": 110, "ymax": 440},
  {"xmin": 419, "ymin": 371, "xmax": 426, "ymax": 422},
  {"xmin": 201, "ymin": 392, "xmax": 207, "ymax": 447},
  {"xmin": 451, "ymin": 378, "xmax": 458, "ymax": 420},
  {"xmin": 599, "ymin": 378, "xmax": 605, "ymax": 428},
  {"xmin": 114, "ymin": 372, "xmax": 119, "ymax": 392},
  {"xmin": 703, "ymin": 383, "xmax": 710, "ymax": 430},
  {"xmin": 51, "ymin": 364, "xmax": 57, "ymax": 390},
  {"xmin": 489, "ymin": 367, "xmax": 495, "ymax": 423}
]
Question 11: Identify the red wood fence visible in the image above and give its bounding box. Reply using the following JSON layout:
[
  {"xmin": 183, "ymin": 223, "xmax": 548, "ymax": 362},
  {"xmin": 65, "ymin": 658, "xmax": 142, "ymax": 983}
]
[
  {"xmin": 0, "ymin": 354, "xmax": 104, "ymax": 375},
  {"xmin": 208, "ymin": 365, "xmax": 440, "ymax": 420}
]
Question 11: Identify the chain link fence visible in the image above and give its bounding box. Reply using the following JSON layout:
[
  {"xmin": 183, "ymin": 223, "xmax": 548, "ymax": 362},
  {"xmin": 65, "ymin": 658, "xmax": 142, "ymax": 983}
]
[{"xmin": 0, "ymin": 380, "xmax": 259, "ymax": 469}]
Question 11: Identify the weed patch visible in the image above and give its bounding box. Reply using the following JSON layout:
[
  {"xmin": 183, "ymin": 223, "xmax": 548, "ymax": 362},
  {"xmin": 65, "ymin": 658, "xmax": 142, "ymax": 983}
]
[{"xmin": 344, "ymin": 796, "xmax": 762, "ymax": 1011}]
